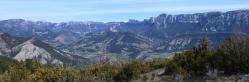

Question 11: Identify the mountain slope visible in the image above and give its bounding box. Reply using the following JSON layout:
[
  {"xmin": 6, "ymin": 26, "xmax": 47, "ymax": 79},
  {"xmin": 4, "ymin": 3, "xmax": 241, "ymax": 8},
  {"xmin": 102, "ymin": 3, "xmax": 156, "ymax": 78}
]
[
  {"xmin": 157, "ymin": 33, "xmax": 248, "ymax": 52},
  {"xmin": 0, "ymin": 33, "xmax": 26, "ymax": 57},
  {"xmin": 12, "ymin": 38, "xmax": 63, "ymax": 64},
  {"xmin": 0, "ymin": 9, "xmax": 248, "ymax": 64},
  {"xmin": 0, "ymin": 33, "xmax": 89, "ymax": 66},
  {"xmin": 69, "ymin": 31, "xmax": 155, "ymax": 58}
]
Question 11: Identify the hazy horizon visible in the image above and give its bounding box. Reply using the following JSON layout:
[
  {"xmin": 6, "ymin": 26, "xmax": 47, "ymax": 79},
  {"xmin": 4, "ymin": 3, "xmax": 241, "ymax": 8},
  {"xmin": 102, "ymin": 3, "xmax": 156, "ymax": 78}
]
[{"xmin": 1, "ymin": 0, "xmax": 249, "ymax": 22}]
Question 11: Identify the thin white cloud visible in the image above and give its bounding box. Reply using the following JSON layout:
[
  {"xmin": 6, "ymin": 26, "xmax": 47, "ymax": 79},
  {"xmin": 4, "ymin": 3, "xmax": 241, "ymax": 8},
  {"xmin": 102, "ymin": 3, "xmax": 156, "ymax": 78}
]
[
  {"xmin": 54, "ymin": 4, "xmax": 249, "ymax": 15},
  {"xmin": 93, "ymin": 0, "xmax": 182, "ymax": 4},
  {"xmin": 3, "ymin": 4, "xmax": 249, "ymax": 17}
]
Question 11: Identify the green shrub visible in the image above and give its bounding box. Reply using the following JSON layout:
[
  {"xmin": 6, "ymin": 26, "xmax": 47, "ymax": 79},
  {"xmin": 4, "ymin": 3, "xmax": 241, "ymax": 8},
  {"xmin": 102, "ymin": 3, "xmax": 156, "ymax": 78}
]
[{"xmin": 114, "ymin": 60, "xmax": 150, "ymax": 82}]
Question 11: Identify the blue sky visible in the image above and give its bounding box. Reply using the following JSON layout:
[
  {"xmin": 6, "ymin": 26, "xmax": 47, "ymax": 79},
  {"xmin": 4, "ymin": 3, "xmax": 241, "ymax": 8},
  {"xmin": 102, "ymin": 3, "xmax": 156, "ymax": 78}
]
[{"xmin": 1, "ymin": 0, "xmax": 249, "ymax": 22}]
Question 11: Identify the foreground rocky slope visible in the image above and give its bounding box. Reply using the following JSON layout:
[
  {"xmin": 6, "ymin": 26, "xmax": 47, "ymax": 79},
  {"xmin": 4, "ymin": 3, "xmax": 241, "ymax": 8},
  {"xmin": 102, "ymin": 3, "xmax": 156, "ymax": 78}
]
[{"xmin": 0, "ymin": 33, "xmax": 89, "ymax": 66}]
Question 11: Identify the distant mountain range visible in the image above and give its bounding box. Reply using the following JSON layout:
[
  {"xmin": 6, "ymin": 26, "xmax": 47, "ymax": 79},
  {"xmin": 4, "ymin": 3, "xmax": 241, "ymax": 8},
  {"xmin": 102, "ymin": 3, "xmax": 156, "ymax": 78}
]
[{"xmin": 0, "ymin": 9, "xmax": 248, "ymax": 66}]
